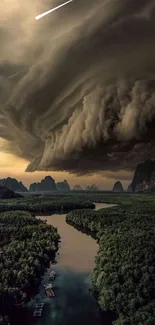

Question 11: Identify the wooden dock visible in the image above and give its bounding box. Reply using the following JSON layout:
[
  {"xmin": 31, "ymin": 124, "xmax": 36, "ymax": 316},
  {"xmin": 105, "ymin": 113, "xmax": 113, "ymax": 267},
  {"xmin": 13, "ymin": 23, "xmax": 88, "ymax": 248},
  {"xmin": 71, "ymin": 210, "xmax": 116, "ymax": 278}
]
[{"xmin": 33, "ymin": 303, "xmax": 44, "ymax": 317}]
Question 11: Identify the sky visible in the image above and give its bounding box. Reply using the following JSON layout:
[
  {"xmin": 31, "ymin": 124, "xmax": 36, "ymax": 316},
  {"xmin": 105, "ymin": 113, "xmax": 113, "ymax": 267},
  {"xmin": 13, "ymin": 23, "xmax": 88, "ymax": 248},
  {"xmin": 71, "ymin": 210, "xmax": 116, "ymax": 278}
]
[
  {"xmin": 0, "ymin": 150, "xmax": 132, "ymax": 189},
  {"xmin": 0, "ymin": 0, "xmax": 155, "ymax": 189}
]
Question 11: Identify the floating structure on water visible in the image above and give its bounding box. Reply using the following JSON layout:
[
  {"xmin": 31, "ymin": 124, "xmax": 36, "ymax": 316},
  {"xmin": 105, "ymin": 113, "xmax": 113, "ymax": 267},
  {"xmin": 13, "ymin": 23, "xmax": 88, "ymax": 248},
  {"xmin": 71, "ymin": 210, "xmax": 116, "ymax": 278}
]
[
  {"xmin": 44, "ymin": 284, "xmax": 55, "ymax": 297},
  {"xmin": 44, "ymin": 283, "xmax": 52, "ymax": 289},
  {"xmin": 50, "ymin": 270, "xmax": 56, "ymax": 280},
  {"xmin": 33, "ymin": 303, "xmax": 44, "ymax": 317}
]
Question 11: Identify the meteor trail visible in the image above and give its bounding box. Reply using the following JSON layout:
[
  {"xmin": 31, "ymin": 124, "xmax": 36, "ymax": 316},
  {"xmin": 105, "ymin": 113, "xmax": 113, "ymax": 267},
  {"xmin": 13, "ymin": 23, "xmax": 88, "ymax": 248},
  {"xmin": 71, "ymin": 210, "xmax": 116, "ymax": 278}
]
[{"xmin": 35, "ymin": 0, "xmax": 73, "ymax": 20}]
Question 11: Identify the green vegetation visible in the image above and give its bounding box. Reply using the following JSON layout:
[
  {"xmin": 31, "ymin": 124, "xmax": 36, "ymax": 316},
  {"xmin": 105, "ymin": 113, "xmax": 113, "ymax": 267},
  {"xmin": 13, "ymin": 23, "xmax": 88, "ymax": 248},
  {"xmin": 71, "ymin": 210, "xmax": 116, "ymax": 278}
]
[
  {"xmin": 1, "ymin": 192, "xmax": 155, "ymax": 324},
  {"xmin": 78, "ymin": 192, "xmax": 155, "ymax": 205},
  {"xmin": 0, "ymin": 196, "xmax": 95, "ymax": 213},
  {"xmin": 0, "ymin": 210, "xmax": 60, "ymax": 324},
  {"xmin": 66, "ymin": 197, "xmax": 155, "ymax": 324}
]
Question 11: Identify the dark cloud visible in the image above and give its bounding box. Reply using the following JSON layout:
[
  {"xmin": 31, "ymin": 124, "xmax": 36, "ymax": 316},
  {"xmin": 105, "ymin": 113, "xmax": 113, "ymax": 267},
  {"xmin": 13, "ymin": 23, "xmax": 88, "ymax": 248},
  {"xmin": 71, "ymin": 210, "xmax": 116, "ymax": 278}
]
[{"xmin": 1, "ymin": 0, "xmax": 155, "ymax": 173}]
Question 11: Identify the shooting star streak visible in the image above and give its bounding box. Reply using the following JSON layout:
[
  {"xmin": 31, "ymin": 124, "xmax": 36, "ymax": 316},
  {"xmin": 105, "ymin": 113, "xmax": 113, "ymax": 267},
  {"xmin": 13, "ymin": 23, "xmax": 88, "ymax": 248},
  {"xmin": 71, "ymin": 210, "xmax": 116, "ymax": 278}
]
[
  {"xmin": 8, "ymin": 72, "xmax": 21, "ymax": 79},
  {"xmin": 35, "ymin": 0, "xmax": 73, "ymax": 20},
  {"xmin": 8, "ymin": 68, "xmax": 28, "ymax": 79}
]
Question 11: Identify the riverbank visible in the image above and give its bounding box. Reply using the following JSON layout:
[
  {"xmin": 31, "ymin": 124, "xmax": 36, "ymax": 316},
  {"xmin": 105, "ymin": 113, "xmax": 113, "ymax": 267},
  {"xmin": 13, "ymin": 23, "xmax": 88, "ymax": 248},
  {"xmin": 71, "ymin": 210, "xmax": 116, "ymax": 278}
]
[
  {"xmin": 2, "ymin": 192, "xmax": 155, "ymax": 214},
  {"xmin": 67, "ymin": 200, "xmax": 155, "ymax": 325},
  {"xmin": 0, "ymin": 196, "xmax": 95, "ymax": 213},
  {"xmin": 2, "ymin": 197, "xmax": 155, "ymax": 325},
  {"xmin": 0, "ymin": 211, "xmax": 60, "ymax": 325},
  {"xmin": 25, "ymin": 202, "xmax": 114, "ymax": 325}
]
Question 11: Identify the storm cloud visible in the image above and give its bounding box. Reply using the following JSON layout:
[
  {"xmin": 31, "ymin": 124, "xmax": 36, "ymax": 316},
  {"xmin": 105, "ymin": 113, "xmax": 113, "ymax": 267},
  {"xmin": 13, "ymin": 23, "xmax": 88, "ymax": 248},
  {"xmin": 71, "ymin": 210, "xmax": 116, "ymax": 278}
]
[{"xmin": 1, "ymin": 0, "xmax": 155, "ymax": 173}]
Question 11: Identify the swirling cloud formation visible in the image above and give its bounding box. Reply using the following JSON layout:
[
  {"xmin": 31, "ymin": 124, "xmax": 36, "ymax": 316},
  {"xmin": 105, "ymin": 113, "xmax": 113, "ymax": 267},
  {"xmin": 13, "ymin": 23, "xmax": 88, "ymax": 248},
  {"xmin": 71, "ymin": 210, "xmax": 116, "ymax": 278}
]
[{"xmin": 1, "ymin": 0, "xmax": 155, "ymax": 173}]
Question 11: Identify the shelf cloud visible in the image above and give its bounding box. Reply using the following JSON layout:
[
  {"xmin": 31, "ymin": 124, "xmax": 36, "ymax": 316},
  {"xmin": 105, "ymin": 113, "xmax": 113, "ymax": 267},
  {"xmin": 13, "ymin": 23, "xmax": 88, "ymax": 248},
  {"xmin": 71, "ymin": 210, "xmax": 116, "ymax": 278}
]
[{"xmin": 1, "ymin": 0, "xmax": 155, "ymax": 173}]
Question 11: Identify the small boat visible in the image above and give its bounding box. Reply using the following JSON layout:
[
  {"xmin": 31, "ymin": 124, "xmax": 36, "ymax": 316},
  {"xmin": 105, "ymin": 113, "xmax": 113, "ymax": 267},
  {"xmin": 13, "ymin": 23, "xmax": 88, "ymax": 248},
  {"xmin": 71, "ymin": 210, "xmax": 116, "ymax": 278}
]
[
  {"xmin": 50, "ymin": 270, "xmax": 56, "ymax": 280},
  {"xmin": 46, "ymin": 289, "xmax": 55, "ymax": 297},
  {"xmin": 44, "ymin": 285, "xmax": 55, "ymax": 297},
  {"xmin": 44, "ymin": 283, "xmax": 52, "ymax": 289}
]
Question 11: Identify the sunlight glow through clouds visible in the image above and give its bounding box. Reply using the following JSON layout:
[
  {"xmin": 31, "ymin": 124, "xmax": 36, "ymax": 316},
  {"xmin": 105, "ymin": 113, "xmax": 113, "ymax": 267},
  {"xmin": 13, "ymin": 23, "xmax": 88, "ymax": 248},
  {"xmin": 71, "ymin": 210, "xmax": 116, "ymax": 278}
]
[{"xmin": 0, "ymin": 152, "xmax": 27, "ymax": 168}]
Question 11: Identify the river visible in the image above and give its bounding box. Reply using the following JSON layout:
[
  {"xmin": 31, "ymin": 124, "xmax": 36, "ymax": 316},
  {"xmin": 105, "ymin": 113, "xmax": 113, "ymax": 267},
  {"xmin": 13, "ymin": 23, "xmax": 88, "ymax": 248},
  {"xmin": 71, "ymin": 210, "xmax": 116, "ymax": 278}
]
[{"xmin": 27, "ymin": 203, "xmax": 115, "ymax": 325}]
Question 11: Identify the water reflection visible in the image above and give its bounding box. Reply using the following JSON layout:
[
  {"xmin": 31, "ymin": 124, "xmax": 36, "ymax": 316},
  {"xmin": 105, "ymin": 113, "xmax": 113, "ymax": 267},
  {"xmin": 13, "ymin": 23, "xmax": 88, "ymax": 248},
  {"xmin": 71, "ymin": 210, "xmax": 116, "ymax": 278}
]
[
  {"xmin": 27, "ymin": 202, "xmax": 115, "ymax": 325},
  {"xmin": 30, "ymin": 267, "xmax": 103, "ymax": 325},
  {"xmin": 38, "ymin": 203, "xmax": 115, "ymax": 272},
  {"xmin": 39, "ymin": 213, "xmax": 98, "ymax": 272}
]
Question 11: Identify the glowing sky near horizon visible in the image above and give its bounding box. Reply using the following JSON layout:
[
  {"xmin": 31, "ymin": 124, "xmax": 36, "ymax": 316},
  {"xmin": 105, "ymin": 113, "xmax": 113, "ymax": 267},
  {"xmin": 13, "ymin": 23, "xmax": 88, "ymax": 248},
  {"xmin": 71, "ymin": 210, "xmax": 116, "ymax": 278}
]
[{"xmin": 35, "ymin": 0, "xmax": 73, "ymax": 20}]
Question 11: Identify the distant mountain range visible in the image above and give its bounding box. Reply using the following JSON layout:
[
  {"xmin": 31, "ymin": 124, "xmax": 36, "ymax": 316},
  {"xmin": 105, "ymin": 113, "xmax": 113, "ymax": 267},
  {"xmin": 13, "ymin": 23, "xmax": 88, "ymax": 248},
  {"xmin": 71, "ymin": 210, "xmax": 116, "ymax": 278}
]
[
  {"xmin": 2, "ymin": 159, "xmax": 155, "ymax": 194},
  {"xmin": 0, "ymin": 177, "xmax": 28, "ymax": 192},
  {"xmin": 86, "ymin": 184, "xmax": 98, "ymax": 191},
  {"xmin": 112, "ymin": 160, "xmax": 155, "ymax": 193},
  {"xmin": 131, "ymin": 160, "xmax": 155, "ymax": 193},
  {"xmin": 0, "ymin": 176, "xmax": 71, "ymax": 193},
  {"xmin": 73, "ymin": 185, "xmax": 83, "ymax": 191},
  {"xmin": 56, "ymin": 180, "xmax": 70, "ymax": 191},
  {"xmin": 0, "ymin": 185, "xmax": 22, "ymax": 199},
  {"xmin": 29, "ymin": 176, "xmax": 57, "ymax": 192},
  {"xmin": 112, "ymin": 181, "xmax": 124, "ymax": 192},
  {"xmin": 29, "ymin": 176, "xmax": 70, "ymax": 192}
]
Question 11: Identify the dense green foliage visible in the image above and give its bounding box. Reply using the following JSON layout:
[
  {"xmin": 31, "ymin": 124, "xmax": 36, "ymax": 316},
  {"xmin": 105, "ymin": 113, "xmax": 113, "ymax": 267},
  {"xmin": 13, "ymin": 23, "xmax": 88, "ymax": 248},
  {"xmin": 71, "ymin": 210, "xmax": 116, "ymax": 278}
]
[
  {"xmin": 0, "ymin": 196, "xmax": 95, "ymax": 213},
  {"xmin": 79, "ymin": 193, "xmax": 155, "ymax": 205},
  {"xmin": 0, "ymin": 211, "xmax": 60, "ymax": 324},
  {"xmin": 67, "ymin": 199, "xmax": 155, "ymax": 324}
]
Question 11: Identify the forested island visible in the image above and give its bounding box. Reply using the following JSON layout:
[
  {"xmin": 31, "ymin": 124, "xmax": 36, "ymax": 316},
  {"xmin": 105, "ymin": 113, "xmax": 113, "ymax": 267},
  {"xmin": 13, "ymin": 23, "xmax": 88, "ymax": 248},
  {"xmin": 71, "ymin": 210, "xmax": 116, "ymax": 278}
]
[
  {"xmin": 0, "ymin": 196, "xmax": 95, "ymax": 213},
  {"xmin": 66, "ymin": 198, "xmax": 155, "ymax": 324},
  {"xmin": 0, "ymin": 210, "xmax": 60, "ymax": 324}
]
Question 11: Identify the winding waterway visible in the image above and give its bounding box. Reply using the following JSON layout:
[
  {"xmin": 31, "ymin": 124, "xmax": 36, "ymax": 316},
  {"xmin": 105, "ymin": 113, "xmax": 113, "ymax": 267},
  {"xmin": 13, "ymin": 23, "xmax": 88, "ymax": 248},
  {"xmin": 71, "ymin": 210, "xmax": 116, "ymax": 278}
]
[{"xmin": 27, "ymin": 203, "xmax": 115, "ymax": 325}]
